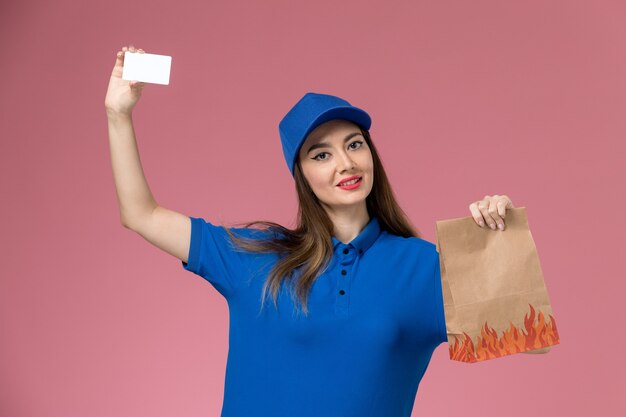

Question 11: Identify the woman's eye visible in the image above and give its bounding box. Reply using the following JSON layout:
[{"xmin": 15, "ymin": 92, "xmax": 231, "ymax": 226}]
[
  {"xmin": 349, "ymin": 140, "xmax": 363, "ymax": 149},
  {"xmin": 312, "ymin": 142, "xmax": 363, "ymax": 161},
  {"xmin": 312, "ymin": 152, "xmax": 328, "ymax": 161}
]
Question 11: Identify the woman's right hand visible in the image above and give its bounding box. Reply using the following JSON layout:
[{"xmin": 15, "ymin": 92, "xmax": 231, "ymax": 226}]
[{"xmin": 104, "ymin": 45, "xmax": 146, "ymax": 116}]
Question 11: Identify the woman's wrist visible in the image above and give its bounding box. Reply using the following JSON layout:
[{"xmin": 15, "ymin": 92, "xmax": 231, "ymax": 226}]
[{"xmin": 106, "ymin": 108, "xmax": 133, "ymax": 123}]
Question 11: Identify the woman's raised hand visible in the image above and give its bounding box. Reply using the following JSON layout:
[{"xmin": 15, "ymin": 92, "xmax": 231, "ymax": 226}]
[
  {"xmin": 104, "ymin": 45, "xmax": 147, "ymax": 116},
  {"xmin": 469, "ymin": 195, "xmax": 515, "ymax": 231}
]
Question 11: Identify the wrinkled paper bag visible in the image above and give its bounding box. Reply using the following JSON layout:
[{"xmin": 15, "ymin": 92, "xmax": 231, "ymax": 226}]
[{"xmin": 435, "ymin": 207, "xmax": 560, "ymax": 363}]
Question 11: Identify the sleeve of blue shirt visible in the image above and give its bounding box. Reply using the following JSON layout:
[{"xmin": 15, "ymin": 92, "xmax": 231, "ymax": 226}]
[
  {"xmin": 433, "ymin": 250, "xmax": 448, "ymax": 345},
  {"xmin": 181, "ymin": 216, "xmax": 261, "ymax": 299}
]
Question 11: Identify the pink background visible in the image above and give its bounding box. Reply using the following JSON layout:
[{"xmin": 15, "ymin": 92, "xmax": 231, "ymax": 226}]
[{"xmin": 1, "ymin": 0, "xmax": 624, "ymax": 416}]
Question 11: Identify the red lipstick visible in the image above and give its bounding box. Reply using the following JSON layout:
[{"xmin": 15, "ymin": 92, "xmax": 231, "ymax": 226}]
[{"xmin": 337, "ymin": 175, "xmax": 362, "ymax": 190}]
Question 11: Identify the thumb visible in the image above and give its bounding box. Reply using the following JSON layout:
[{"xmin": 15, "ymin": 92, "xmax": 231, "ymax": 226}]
[{"xmin": 130, "ymin": 80, "xmax": 146, "ymax": 90}]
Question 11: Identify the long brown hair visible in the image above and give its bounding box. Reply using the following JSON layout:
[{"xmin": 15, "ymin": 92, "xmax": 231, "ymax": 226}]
[{"xmin": 222, "ymin": 127, "xmax": 421, "ymax": 316}]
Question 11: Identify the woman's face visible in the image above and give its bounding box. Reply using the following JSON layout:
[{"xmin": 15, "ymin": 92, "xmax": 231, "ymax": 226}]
[{"xmin": 298, "ymin": 119, "xmax": 374, "ymax": 213}]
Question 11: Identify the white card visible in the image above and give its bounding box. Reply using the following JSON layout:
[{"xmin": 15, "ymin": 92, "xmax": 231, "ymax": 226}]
[{"xmin": 122, "ymin": 51, "xmax": 172, "ymax": 85}]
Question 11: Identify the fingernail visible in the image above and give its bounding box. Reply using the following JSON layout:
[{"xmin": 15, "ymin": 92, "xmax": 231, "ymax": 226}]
[
  {"xmin": 490, "ymin": 223, "xmax": 496, "ymax": 230},
  {"xmin": 498, "ymin": 223, "xmax": 504, "ymax": 230},
  {"xmin": 478, "ymin": 221, "xmax": 484, "ymax": 227}
]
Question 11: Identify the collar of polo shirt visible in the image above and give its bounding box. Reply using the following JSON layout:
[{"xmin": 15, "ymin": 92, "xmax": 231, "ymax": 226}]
[{"xmin": 330, "ymin": 215, "xmax": 381, "ymax": 255}]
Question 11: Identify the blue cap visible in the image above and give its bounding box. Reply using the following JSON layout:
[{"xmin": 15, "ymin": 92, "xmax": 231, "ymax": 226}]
[{"xmin": 279, "ymin": 92, "xmax": 372, "ymax": 177}]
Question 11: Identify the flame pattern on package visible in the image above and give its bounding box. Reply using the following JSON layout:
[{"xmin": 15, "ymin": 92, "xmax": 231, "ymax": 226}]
[{"xmin": 448, "ymin": 304, "xmax": 560, "ymax": 363}]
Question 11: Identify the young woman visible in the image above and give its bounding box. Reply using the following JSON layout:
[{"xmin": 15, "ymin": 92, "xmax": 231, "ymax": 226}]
[{"xmin": 105, "ymin": 45, "xmax": 515, "ymax": 417}]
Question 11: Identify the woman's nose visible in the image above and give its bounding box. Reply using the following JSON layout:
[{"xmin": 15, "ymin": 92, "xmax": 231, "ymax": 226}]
[{"xmin": 336, "ymin": 151, "xmax": 355, "ymax": 172}]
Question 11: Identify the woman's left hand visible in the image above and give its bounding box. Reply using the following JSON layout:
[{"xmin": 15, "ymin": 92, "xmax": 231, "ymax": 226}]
[{"xmin": 469, "ymin": 195, "xmax": 515, "ymax": 231}]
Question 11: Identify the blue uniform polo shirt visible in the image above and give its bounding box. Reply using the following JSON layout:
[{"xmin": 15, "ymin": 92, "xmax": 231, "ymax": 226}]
[{"xmin": 182, "ymin": 214, "xmax": 447, "ymax": 417}]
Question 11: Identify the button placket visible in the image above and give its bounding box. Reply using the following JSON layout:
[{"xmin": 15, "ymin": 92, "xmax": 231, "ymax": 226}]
[{"xmin": 336, "ymin": 245, "xmax": 355, "ymax": 311}]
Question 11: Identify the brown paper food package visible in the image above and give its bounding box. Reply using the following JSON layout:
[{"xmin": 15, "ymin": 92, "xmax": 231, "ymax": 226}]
[{"xmin": 435, "ymin": 207, "xmax": 560, "ymax": 363}]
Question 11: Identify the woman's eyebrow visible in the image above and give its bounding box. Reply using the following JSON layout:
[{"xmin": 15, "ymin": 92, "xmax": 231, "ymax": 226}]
[{"xmin": 306, "ymin": 132, "xmax": 362, "ymax": 154}]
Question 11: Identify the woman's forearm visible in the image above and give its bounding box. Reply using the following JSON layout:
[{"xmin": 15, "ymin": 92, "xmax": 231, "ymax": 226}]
[{"xmin": 107, "ymin": 111, "xmax": 158, "ymax": 227}]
